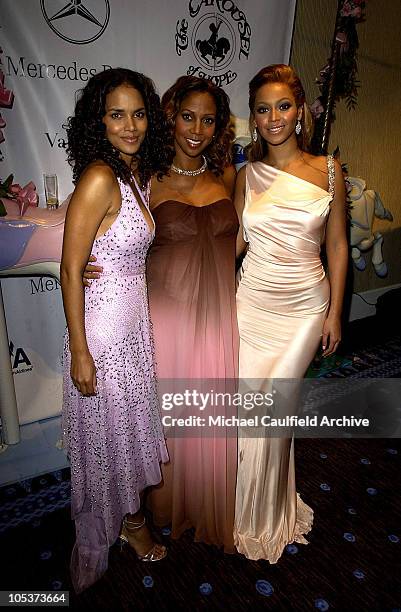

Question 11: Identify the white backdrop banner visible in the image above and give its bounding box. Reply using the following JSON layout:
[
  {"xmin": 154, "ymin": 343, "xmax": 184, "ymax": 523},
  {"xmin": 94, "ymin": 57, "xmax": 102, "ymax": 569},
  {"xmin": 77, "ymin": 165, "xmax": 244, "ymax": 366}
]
[
  {"xmin": 1, "ymin": 276, "xmax": 65, "ymax": 425},
  {"xmin": 0, "ymin": 0, "xmax": 296, "ymax": 424},
  {"xmin": 1, "ymin": 0, "xmax": 296, "ymax": 197}
]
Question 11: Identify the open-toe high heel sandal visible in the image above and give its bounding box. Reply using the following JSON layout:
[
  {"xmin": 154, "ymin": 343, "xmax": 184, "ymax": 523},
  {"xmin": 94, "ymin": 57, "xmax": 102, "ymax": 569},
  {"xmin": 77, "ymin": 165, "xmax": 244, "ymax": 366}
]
[{"xmin": 119, "ymin": 517, "xmax": 167, "ymax": 562}]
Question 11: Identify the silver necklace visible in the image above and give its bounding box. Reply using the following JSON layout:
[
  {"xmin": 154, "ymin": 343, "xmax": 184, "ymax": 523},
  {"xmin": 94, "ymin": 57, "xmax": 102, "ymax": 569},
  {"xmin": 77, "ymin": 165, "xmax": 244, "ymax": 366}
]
[{"xmin": 171, "ymin": 155, "xmax": 207, "ymax": 176}]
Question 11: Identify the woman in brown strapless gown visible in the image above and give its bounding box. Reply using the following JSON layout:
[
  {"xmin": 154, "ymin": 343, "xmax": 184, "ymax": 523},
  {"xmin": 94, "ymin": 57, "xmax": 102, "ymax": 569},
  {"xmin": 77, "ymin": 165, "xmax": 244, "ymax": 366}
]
[{"xmin": 146, "ymin": 76, "xmax": 238, "ymax": 551}]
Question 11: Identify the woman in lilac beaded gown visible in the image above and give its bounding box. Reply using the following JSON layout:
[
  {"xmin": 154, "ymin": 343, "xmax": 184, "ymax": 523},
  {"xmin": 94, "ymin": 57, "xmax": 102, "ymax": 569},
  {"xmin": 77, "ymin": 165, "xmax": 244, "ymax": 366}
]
[{"xmin": 61, "ymin": 68, "xmax": 171, "ymax": 593}]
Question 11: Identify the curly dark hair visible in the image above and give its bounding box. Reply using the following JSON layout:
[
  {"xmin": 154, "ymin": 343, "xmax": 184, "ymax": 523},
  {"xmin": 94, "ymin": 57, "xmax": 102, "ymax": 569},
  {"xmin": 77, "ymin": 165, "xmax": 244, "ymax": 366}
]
[
  {"xmin": 162, "ymin": 76, "xmax": 233, "ymax": 176},
  {"xmin": 65, "ymin": 68, "xmax": 173, "ymax": 187},
  {"xmin": 247, "ymin": 64, "xmax": 314, "ymax": 162}
]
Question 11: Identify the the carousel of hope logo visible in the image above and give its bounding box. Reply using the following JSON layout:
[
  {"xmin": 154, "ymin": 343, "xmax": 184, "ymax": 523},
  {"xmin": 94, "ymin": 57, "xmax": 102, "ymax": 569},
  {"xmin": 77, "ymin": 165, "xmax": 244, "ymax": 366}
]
[{"xmin": 175, "ymin": 0, "xmax": 252, "ymax": 87}]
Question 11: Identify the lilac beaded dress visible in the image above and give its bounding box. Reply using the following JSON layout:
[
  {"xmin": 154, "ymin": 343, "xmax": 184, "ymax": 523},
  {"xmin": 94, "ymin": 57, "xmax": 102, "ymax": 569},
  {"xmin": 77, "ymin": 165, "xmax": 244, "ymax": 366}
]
[{"xmin": 62, "ymin": 177, "xmax": 168, "ymax": 593}]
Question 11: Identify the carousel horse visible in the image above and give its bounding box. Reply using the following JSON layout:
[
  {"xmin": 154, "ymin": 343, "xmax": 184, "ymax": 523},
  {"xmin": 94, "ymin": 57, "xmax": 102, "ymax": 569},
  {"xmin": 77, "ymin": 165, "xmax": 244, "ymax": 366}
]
[
  {"xmin": 196, "ymin": 21, "xmax": 230, "ymax": 64},
  {"xmin": 348, "ymin": 177, "xmax": 393, "ymax": 277},
  {"xmin": 0, "ymin": 198, "xmax": 66, "ymax": 444}
]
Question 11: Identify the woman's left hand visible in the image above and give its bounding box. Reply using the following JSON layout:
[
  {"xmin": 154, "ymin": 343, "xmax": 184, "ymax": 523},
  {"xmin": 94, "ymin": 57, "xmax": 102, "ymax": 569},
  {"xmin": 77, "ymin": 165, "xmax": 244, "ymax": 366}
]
[{"xmin": 322, "ymin": 313, "xmax": 342, "ymax": 357}]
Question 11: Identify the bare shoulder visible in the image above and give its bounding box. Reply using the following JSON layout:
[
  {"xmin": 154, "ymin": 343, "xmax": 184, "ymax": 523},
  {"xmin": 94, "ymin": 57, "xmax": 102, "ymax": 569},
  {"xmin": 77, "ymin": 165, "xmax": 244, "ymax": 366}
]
[
  {"xmin": 304, "ymin": 153, "xmax": 342, "ymax": 174},
  {"xmin": 303, "ymin": 153, "xmax": 328, "ymax": 174},
  {"xmin": 223, "ymin": 164, "xmax": 236, "ymax": 183},
  {"xmin": 78, "ymin": 161, "xmax": 117, "ymax": 192},
  {"xmin": 69, "ymin": 161, "xmax": 118, "ymax": 214},
  {"xmin": 222, "ymin": 164, "xmax": 237, "ymax": 195}
]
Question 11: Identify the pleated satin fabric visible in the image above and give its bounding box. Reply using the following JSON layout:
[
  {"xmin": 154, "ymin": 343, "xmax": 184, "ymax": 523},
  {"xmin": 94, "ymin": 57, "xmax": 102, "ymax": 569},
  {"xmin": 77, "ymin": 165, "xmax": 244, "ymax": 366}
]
[
  {"xmin": 234, "ymin": 160, "xmax": 333, "ymax": 561},
  {"xmin": 146, "ymin": 199, "xmax": 239, "ymax": 551}
]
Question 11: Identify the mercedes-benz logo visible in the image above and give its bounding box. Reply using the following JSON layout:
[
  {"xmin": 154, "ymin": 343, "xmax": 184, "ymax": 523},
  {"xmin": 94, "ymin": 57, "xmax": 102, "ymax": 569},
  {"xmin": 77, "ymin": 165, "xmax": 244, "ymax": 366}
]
[{"xmin": 41, "ymin": 0, "xmax": 110, "ymax": 45}]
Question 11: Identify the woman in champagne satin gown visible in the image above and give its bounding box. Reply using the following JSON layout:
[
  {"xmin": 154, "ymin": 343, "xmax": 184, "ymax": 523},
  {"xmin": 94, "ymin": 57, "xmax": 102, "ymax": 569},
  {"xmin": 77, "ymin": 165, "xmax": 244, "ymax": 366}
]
[
  {"xmin": 147, "ymin": 76, "xmax": 238, "ymax": 551},
  {"xmin": 233, "ymin": 65, "xmax": 348, "ymax": 561}
]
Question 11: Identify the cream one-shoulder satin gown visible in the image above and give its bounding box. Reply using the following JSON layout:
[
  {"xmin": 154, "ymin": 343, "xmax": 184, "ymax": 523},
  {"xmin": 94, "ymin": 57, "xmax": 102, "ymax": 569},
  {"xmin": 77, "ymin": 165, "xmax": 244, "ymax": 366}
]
[{"xmin": 234, "ymin": 157, "xmax": 334, "ymax": 562}]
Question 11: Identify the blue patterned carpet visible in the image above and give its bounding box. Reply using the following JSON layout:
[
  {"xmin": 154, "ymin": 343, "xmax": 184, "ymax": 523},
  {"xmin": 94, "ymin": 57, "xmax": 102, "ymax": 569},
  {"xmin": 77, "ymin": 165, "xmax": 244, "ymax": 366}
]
[{"xmin": 1, "ymin": 320, "xmax": 400, "ymax": 611}]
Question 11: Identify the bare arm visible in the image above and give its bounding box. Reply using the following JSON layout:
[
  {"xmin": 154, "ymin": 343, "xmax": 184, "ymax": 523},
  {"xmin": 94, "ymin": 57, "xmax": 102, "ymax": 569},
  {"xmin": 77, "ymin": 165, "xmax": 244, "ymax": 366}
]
[
  {"xmin": 233, "ymin": 165, "xmax": 247, "ymax": 258},
  {"xmin": 222, "ymin": 164, "xmax": 236, "ymax": 198},
  {"xmin": 60, "ymin": 164, "xmax": 116, "ymax": 394},
  {"xmin": 322, "ymin": 158, "xmax": 348, "ymax": 356}
]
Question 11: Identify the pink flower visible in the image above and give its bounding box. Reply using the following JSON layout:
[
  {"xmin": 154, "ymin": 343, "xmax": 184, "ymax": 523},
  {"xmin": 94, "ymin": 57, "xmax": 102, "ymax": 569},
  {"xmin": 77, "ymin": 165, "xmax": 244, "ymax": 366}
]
[
  {"xmin": 10, "ymin": 183, "xmax": 22, "ymax": 195},
  {"xmin": 0, "ymin": 69, "xmax": 14, "ymax": 108},
  {"xmin": 350, "ymin": 6, "xmax": 362, "ymax": 17},
  {"xmin": 341, "ymin": 2, "xmax": 351, "ymax": 16},
  {"xmin": 15, "ymin": 181, "xmax": 38, "ymax": 216},
  {"xmin": 341, "ymin": 1, "xmax": 362, "ymax": 18},
  {"xmin": 0, "ymin": 47, "xmax": 15, "ymax": 146},
  {"xmin": 20, "ymin": 182, "xmax": 38, "ymax": 205}
]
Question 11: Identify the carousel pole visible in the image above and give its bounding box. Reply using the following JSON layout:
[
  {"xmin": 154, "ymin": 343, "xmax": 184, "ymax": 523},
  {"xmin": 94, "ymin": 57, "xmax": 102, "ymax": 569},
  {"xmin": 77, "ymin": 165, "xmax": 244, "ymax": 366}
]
[{"xmin": 313, "ymin": 0, "xmax": 343, "ymax": 155}]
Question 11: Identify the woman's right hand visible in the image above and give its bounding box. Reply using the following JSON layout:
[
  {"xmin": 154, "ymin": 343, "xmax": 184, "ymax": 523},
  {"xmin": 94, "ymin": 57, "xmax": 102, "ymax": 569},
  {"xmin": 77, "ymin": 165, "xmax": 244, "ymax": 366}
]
[
  {"xmin": 71, "ymin": 351, "xmax": 97, "ymax": 395},
  {"xmin": 83, "ymin": 255, "xmax": 103, "ymax": 287}
]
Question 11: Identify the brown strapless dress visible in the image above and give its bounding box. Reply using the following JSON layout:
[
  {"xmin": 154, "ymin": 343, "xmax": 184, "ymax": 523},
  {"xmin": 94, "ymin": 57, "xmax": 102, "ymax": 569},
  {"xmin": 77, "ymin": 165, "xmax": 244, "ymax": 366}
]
[{"xmin": 147, "ymin": 198, "xmax": 239, "ymax": 551}]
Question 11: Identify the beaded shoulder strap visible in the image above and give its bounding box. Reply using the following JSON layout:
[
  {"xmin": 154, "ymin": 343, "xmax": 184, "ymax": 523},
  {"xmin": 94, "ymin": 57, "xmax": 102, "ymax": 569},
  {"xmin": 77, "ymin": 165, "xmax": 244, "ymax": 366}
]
[
  {"xmin": 327, "ymin": 154, "xmax": 335, "ymax": 198},
  {"xmin": 144, "ymin": 181, "xmax": 151, "ymax": 205}
]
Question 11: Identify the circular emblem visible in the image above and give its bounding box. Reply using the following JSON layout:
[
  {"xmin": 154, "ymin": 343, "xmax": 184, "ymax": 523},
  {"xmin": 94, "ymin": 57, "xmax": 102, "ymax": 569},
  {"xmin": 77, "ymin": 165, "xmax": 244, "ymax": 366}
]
[
  {"xmin": 191, "ymin": 13, "xmax": 235, "ymax": 71},
  {"xmin": 40, "ymin": 0, "xmax": 110, "ymax": 45},
  {"xmin": 174, "ymin": 3, "xmax": 252, "ymax": 88}
]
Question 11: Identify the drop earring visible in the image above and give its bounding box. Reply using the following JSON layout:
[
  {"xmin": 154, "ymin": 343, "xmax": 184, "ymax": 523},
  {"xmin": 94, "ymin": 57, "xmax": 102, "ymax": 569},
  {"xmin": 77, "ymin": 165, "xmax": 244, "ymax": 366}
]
[
  {"xmin": 252, "ymin": 127, "xmax": 258, "ymax": 142},
  {"xmin": 295, "ymin": 120, "xmax": 302, "ymax": 135}
]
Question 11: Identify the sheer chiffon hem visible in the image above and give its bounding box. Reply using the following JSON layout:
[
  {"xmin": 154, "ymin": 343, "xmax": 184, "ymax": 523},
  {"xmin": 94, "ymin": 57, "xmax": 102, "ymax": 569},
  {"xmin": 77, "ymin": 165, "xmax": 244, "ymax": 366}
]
[
  {"xmin": 171, "ymin": 519, "xmax": 235, "ymax": 554},
  {"xmin": 151, "ymin": 505, "xmax": 235, "ymax": 553},
  {"xmin": 70, "ymin": 511, "xmax": 112, "ymax": 594},
  {"xmin": 70, "ymin": 466, "xmax": 168, "ymax": 593},
  {"xmin": 233, "ymin": 493, "xmax": 313, "ymax": 562},
  {"xmin": 70, "ymin": 541, "xmax": 109, "ymax": 595}
]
